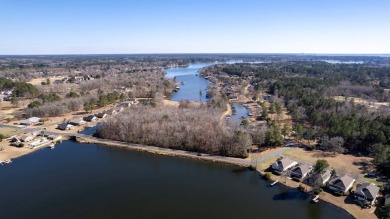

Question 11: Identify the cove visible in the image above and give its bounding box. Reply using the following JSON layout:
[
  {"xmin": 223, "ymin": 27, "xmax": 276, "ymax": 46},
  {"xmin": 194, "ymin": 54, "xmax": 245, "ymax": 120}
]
[{"xmin": 0, "ymin": 140, "xmax": 353, "ymax": 219}]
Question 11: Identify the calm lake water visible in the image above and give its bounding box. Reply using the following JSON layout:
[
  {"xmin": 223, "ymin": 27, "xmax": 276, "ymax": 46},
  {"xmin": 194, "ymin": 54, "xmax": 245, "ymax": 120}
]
[
  {"xmin": 165, "ymin": 63, "xmax": 212, "ymax": 102},
  {"xmin": 227, "ymin": 103, "xmax": 248, "ymax": 126},
  {"xmin": 0, "ymin": 141, "xmax": 353, "ymax": 219}
]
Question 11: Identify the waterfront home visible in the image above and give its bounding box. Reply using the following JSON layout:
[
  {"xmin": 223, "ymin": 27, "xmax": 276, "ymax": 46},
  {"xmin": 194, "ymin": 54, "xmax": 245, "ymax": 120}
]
[
  {"xmin": 354, "ymin": 183, "xmax": 379, "ymax": 207},
  {"xmin": 328, "ymin": 175, "xmax": 356, "ymax": 195},
  {"xmin": 29, "ymin": 138, "xmax": 50, "ymax": 148},
  {"xmin": 320, "ymin": 170, "xmax": 332, "ymax": 184},
  {"xmin": 69, "ymin": 118, "xmax": 86, "ymax": 126},
  {"xmin": 106, "ymin": 109, "xmax": 118, "ymax": 116},
  {"xmin": 20, "ymin": 117, "xmax": 42, "ymax": 126},
  {"xmin": 19, "ymin": 134, "xmax": 35, "ymax": 142},
  {"xmin": 96, "ymin": 112, "xmax": 108, "ymax": 118},
  {"xmin": 271, "ymin": 157, "xmax": 298, "ymax": 173},
  {"xmin": 84, "ymin": 115, "xmax": 97, "ymax": 122},
  {"xmin": 47, "ymin": 135, "xmax": 62, "ymax": 141},
  {"xmin": 290, "ymin": 163, "xmax": 313, "ymax": 181},
  {"xmin": 114, "ymin": 107, "xmax": 124, "ymax": 113},
  {"xmin": 308, "ymin": 169, "xmax": 332, "ymax": 186},
  {"xmin": 57, "ymin": 123, "xmax": 73, "ymax": 130}
]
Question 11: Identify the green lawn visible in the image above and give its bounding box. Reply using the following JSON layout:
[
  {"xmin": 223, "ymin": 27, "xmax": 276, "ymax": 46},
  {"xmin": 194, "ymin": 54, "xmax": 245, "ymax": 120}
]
[
  {"xmin": 0, "ymin": 127, "xmax": 19, "ymax": 137},
  {"xmin": 363, "ymin": 177, "xmax": 384, "ymax": 187}
]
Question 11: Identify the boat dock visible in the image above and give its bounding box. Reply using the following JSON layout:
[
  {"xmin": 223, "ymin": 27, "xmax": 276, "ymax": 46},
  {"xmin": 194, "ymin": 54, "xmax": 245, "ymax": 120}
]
[{"xmin": 312, "ymin": 195, "xmax": 319, "ymax": 203}]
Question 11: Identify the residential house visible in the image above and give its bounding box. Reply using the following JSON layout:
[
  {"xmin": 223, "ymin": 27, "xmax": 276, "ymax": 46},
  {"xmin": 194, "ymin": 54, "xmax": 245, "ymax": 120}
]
[
  {"xmin": 106, "ymin": 109, "xmax": 117, "ymax": 116},
  {"xmin": 96, "ymin": 112, "xmax": 108, "ymax": 119},
  {"xmin": 57, "ymin": 123, "xmax": 74, "ymax": 130},
  {"xmin": 117, "ymin": 102, "xmax": 132, "ymax": 108},
  {"xmin": 290, "ymin": 163, "xmax": 313, "ymax": 181},
  {"xmin": 320, "ymin": 170, "xmax": 332, "ymax": 184},
  {"xmin": 114, "ymin": 107, "xmax": 124, "ymax": 113},
  {"xmin": 354, "ymin": 183, "xmax": 380, "ymax": 206},
  {"xmin": 47, "ymin": 135, "xmax": 62, "ymax": 141},
  {"xmin": 328, "ymin": 175, "xmax": 356, "ymax": 194},
  {"xmin": 308, "ymin": 169, "xmax": 332, "ymax": 186},
  {"xmin": 271, "ymin": 157, "xmax": 298, "ymax": 173},
  {"xmin": 19, "ymin": 134, "xmax": 35, "ymax": 142},
  {"xmin": 83, "ymin": 115, "xmax": 97, "ymax": 122},
  {"xmin": 68, "ymin": 118, "xmax": 86, "ymax": 126},
  {"xmin": 20, "ymin": 117, "xmax": 42, "ymax": 126}
]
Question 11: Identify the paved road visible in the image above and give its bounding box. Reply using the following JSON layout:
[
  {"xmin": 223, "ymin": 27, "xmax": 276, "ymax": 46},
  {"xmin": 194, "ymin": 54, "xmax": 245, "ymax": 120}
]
[
  {"xmin": 0, "ymin": 124, "xmax": 23, "ymax": 129},
  {"xmin": 252, "ymin": 147, "xmax": 289, "ymax": 163}
]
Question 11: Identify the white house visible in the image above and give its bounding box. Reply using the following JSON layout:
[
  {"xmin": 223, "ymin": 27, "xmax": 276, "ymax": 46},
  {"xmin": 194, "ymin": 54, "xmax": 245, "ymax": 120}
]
[{"xmin": 20, "ymin": 117, "xmax": 42, "ymax": 126}]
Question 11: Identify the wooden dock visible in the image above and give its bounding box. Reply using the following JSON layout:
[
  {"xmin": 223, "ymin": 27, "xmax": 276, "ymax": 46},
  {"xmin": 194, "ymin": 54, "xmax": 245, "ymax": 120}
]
[{"xmin": 312, "ymin": 195, "xmax": 319, "ymax": 203}]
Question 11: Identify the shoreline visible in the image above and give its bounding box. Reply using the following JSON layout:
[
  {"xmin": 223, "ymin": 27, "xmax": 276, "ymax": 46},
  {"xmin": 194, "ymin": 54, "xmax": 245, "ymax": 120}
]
[{"xmin": 75, "ymin": 136, "xmax": 250, "ymax": 167}]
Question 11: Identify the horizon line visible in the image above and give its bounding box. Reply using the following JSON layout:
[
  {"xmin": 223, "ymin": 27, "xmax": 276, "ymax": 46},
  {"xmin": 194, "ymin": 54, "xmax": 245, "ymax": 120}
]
[{"xmin": 0, "ymin": 52, "xmax": 389, "ymax": 56}]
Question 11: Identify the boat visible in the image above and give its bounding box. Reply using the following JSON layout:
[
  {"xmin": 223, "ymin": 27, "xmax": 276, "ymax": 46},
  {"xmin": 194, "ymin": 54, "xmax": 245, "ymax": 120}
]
[
  {"xmin": 270, "ymin": 180, "xmax": 279, "ymax": 186},
  {"xmin": 4, "ymin": 159, "xmax": 12, "ymax": 164},
  {"xmin": 48, "ymin": 144, "xmax": 55, "ymax": 149}
]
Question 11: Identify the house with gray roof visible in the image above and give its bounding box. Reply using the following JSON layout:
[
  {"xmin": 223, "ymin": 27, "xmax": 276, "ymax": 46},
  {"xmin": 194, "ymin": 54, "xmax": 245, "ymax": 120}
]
[
  {"xmin": 69, "ymin": 118, "xmax": 86, "ymax": 126},
  {"xmin": 354, "ymin": 183, "xmax": 379, "ymax": 206},
  {"xmin": 290, "ymin": 163, "xmax": 313, "ymax": 181},
  {"xmin": 271, "ymin": 157, "xmax": 298, "ymax": 173},
  {"xmin": 329, "ymin": 175, "xmax": 355, "ymax": 194},
  {"xmin": 320, "ymin": 170, "xmax": 332, "ymax": 184},
  {"xmin": 57, "ymin": 123, "xmax": 73, "ymax": 131},
  {"xmin": 20, "ymin": 117, "xmax": 42, "ymax": 126},
  {"xmin": 83, "ymin": 115, "xmax": 97, "ymax": 122}
]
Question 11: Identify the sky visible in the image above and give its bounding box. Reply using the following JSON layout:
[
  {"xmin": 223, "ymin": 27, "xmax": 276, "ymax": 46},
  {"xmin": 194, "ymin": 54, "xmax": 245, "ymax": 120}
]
[{"xmin": 0, "ymin": 0, "xmax": 389, "ymax": 55}]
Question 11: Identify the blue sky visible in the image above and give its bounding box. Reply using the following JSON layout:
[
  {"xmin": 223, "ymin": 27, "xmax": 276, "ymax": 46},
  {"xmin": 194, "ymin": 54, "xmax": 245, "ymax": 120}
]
[{"xmin": 0, "ymin": 0, "xmax": 389, "ymax": 54}]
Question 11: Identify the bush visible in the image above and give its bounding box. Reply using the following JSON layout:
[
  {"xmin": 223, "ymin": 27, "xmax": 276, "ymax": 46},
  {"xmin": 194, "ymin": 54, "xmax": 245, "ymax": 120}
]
[
  {"xmin": 263, "ymin": 172, "xmax": 272, "ymax": 181},
  {"xmin": 298, "ymin": 184, "xmax": 306, "ymax": 192},
  {"xmin": 313, "ymin": 187, "xmax": 322, "ymax": 195}
]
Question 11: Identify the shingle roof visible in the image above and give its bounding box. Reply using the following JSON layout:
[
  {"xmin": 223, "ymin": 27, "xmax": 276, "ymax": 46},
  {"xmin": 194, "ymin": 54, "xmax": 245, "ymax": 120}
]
[
  {"xmin": 330, "ymin": 175, "xmax": 355, "ymax": 190},
  {"xmin": 291, "ymin": 164, "xmax": 312, "ymax": 176},
  {"xmin": 355, "ymin": 183, "xmax": 379, "ymax": 201},
  {"xmin": 277, "ymin": 157, "xmax": 297, "ymax": 170}
]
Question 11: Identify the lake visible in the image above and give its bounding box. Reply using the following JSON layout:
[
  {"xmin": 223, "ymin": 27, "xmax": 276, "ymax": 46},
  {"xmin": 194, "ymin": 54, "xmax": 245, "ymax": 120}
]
[
  {"xmin": 227, "ymin": 103, "xmax": 249, "ymax": 126},
  {"xmin": 165, "ymin": 63, "xmax": 212, "ymax": 102},
  {"xmin": 0, "ymin": 140, "xmax": 353, "ymax": 219}
]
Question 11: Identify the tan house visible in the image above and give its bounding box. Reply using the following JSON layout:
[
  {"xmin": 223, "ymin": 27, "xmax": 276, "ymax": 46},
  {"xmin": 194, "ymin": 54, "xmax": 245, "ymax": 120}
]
[
  {"xmin": 354, "ymin": 183, "xmax": 379, "ymax": 207},
  {"xmin": 271, "ymin": 157, "xmax": 298, "ymax": 173},
  {"xmin": 290, "ymin": 164, "xmax": 313, "ymax": 181},
  {"xmin": 329, "ymin": 175, "xmax": 355, "ymax": 194}
]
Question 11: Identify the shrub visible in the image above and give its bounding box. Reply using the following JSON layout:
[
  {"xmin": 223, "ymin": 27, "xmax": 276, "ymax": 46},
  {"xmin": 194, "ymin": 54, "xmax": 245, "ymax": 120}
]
[{"xmin": 264, "ymin": 172, "xmax": 272, "ymax": 181}]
